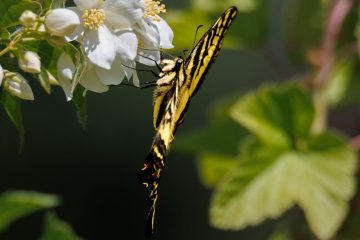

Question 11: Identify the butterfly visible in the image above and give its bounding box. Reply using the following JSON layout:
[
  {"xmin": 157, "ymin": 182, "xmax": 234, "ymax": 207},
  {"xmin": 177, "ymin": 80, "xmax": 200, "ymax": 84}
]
[{"xmin": 137, "ymin": 6, "xmax": 238, "ymax": 238}]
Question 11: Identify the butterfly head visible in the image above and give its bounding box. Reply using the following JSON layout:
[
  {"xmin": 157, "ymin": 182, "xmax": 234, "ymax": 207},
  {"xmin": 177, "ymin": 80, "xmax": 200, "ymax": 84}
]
[{"xmin": 160, "ymin": 57, "xmax": 184, "ymax": 74}]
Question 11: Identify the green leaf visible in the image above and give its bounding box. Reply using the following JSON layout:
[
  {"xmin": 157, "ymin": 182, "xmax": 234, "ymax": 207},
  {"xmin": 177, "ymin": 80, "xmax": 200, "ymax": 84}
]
[
  {"xmin": 323, "ymin": 57, "xmax": 355, "ymax": 106},
  {"xmin": 337, "ymin": 195, "xmax": 360, "ymax": 240},
  {"xmin": 72, "ymin": 85, "xmax": 87, "ymax": 129},
  {"xmin": 0, "ymin": 28, "xmax": 10, "ymax": 39},
  {"xmin": 50, "ymin": 0, "xmax": 67, "ymax": 9},
  {"xmin": 40, "ymin": 212, "xmax": 83, "ymax": 240},
  {"xmin": 39, "ymin": 67, "xmax": 52, "ymax": 94},
  {"xmin": 197, "ymin": 153, "xmax": 238, "ymax": 188},
  {"xmin": 1, "ymin": 89, "xmax": 25, "ymax": 149},
  {"xmin": 210, "ymin": 132, "xmax": 357, "ymax": 240},
  {"xmin": 230, "ymin": 84, "xmax": 314, "ymax": 149},
  {"xmin": 174, "ymin": 96, "xmax": 248, "ymax": 156},
  {"xmin": 0, "ymin": 191, "xmax": 60, "ymax": 232},
  {"xmin": 0, "ymin": 0, "xmax": 41, "ymax": 28},
  {"xmin": 41, "ymin": 0, "xmax": 53, "ymax": 12},
  {"xmin": 0, "ymin": 56, "xmax": 17, "ymax": 72},
  {"xmin": 268, "ymin": 228, "xmax": 292, "ymax": 240}
]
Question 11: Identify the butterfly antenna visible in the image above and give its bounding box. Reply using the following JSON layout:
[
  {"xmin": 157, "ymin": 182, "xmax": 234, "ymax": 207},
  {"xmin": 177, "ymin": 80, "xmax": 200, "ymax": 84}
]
[
  {"xmin": 137, "ymin": 53, "xmax": 163, "ymax": 72},
  {"xmin": 121, "ymin": 81, "xmax": 157, "ymax": 89},
  {"xmin": 121, "ymin": 63, "xmax": 160, "ymax": 78},
  {"xmin": 139, "ymin": 47, "xmax": 176, "ymax": 60},
  {"xmin": 183, "ymin": 49, "xmax": 189, "ymax": 58},
  {"xmin": 182, "ymin": 25, "xmax": 203, "ymax": 58},
  {"xmin": 192, "ymin": 25, "xmax": 204, "ymax": 48}
]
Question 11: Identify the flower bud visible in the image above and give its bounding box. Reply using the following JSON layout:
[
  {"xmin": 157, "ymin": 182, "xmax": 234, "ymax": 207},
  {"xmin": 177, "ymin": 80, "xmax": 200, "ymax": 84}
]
[
  {"xmin": 3, "ymin": 73, "xmax": 34, "ymax": 100},
  {"xmin": 19, "ymin": 51, "xmax": 41, "ymax": 74},
  {"xmin": 45, "ymin": 8, "xmax": 80, "ymax": 36},
  {"xmin": 19, "ymin": 10, "xmax": 37, "ymax": 27},
  {"xmin": 47, "ymin": 70, "xmax": 59, "ymax": 86},
  {"xmin": 0, "ymin": 64, "xmax": 3, "ymax": 87}
]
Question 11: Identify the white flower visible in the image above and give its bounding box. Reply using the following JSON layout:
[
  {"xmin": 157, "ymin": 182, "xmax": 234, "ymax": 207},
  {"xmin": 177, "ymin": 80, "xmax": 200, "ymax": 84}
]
[
  {"xmin": 57, "ymin": 52, "xmax": 135, "ymax": 99},
  {"xmin": 51, "ymin": 0, "xmax": 174, "ymax": 92},
  {"xmin": 48, "ymin": 0, "xmax": 143, "ymax": 70},
  {"xmin": 19, "ymin": 10, "xmax": 37, "ymax": 27},
  {"xmin": 3, "ymin": 73, "xmax": 34, "ymax": 100},
  {"xmin": 18, "ymin": 51, "xmax": 41, "ymax": 74},
  {"xmin": 135, "ymin": 0, "xmax": 174, "ymax": 65},
  {"xmin": 0, "ymin": 64, "xmax": 3, "ymax": 87},
  {"xmin": 45, "ymin": 8, "xmax": 81, "ymax": 36}
]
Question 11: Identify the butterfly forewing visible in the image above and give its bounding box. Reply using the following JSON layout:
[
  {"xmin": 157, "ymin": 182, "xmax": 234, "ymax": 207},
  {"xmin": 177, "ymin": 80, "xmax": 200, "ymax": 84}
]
[{"xmin": 185, "ymin": 6, "xmax": 238, "ymax": 97}]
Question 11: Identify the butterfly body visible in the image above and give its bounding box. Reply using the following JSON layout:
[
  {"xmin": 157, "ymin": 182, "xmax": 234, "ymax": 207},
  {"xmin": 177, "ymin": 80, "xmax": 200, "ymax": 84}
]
[{"xmin": 137, "ymin": 6, "xmax": 238, "ymax": 238}]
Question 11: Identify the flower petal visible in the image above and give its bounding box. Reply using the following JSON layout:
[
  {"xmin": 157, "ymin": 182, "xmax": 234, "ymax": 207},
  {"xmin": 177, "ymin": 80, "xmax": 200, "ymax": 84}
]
[
  {"xmin": 57, "ymin": 52, "xmax": 76, "ymax": 100},
  {"xmin": 120, "ymin": 60, "xmax": 140, "ymax": 87},
  {"xmin": 18, "ymin": 51, "xmax": 41, "ymax": 74},
  {"xmin": 134, "ymin": 20, "xmax": 161, "ymax": 66},
  {"xmin": 83, "ymin": 25, "xmax": 116, "ymax": 69},
  {"xmin": 114, "ymin": 30, "xmax": 138, "ymax": 62},
  {"xmin": 136, "ymin": 48, "xmax": 160, "ymax": 66},
  {"xmin": 74, "ymin": 0, "xmax": 102, "ymax": 11},
  {"xmin": 65, "ymin": 7, "xmax": 85, "ymax": 41},
  {"xmin": 153, "ymin": 16, "xmax": 174, "ymax": 49},
  {"xmin": 135, "ymin": 19, "xmax": 160, "ymax": 46},
  {"xmin": 79, "ymin": 63, "xmax": 109, "ymax": 92},
  {"xmin": 45, "ymin": 8, "xmax": 81, "ymax": 37},
  {"xmin": 0, "ymin": 64, "xmax": 4, "ymax": 87},
  {"xmin": 103, "ymin": 0, "xmax": 143, "ymax": 29},
  {"xmin": 95, "ymin": 59, "xmax": 125, "ymax": 85},
  {"xmin": 122, "ymin": 60, "xmax": 135, "ymax": 80},
  {"xmin": 132, "ymin": 69, "xmax": 140, "ymax": 87}
]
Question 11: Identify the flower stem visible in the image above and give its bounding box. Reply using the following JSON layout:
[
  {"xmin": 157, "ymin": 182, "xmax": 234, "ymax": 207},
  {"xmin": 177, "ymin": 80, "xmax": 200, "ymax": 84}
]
[{"xmin": 0, "ymin": 33, "xmax": 23, "ymax": 57}]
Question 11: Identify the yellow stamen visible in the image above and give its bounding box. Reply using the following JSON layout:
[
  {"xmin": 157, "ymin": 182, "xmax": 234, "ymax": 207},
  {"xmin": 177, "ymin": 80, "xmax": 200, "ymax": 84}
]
[
  {"xmin": 144, "ymin": 0, "xmax": 166, "ymax": 22},
  {"xmin": 82, "ymin": 9, "xmax": 105, "ymax": 30}
]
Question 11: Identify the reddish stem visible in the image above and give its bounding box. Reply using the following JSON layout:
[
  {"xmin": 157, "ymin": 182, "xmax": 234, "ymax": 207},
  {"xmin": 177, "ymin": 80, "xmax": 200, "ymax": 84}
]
[
  {"xmin": 314, "ymin": 0, "xmax": 353, "ymax": 87},
  {"xmin": 350, "ymin": 135, "xmax": 360, "ymax": 150}
]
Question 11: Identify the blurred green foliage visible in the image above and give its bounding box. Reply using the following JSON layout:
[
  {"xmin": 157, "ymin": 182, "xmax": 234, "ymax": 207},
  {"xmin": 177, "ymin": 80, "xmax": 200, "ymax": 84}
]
[
  {"xmin": 0, "ymin": 191, "xmax": 59, "ymax": 232},
  {"xmin": 0, "ymin": 191, "xmax": 82, "ymax": 240},
  {"xmin": 1, "ymin": 90, "xmax": 25, "ymax": 150},
  {"xmin": 176, "ymin": 84, "xmax": 358, "ymax": 239},
  {"xmin": 166, "ymin": 0, "xmax": 269, "ymax": 50},
  {"xmin": 174, "ymin": 0, "xmax": 360, "ymax": 239},
  {"xmin": 0, "ymin": 0, "xmax": 41, "ymax": 28},
  {"xmin": 40, "ymin": 212, "xmax": 83, "ymax": 240}
]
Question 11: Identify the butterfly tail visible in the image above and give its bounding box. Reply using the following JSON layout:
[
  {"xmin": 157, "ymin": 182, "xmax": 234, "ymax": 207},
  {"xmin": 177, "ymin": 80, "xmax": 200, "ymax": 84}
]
[{"xmin": 137, "ymin": 133, "xmax": 167, "ymax": 238}]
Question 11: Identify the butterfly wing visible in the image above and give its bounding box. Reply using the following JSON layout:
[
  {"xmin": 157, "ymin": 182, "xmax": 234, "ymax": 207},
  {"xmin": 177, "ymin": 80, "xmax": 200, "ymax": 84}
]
[{"xmin": 185, "ymin": 6, "xmax": 238, "ymax": 97}]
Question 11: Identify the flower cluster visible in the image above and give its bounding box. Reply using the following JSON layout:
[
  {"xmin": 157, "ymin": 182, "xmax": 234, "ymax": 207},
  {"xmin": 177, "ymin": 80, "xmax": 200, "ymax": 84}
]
[
  {"xmin": 45, "ymin": 0, "xmax": 173, "ymax": 99},
  {"xmin": 0, "ymin": 0, "xmax": 173, "ymax": 102}
]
